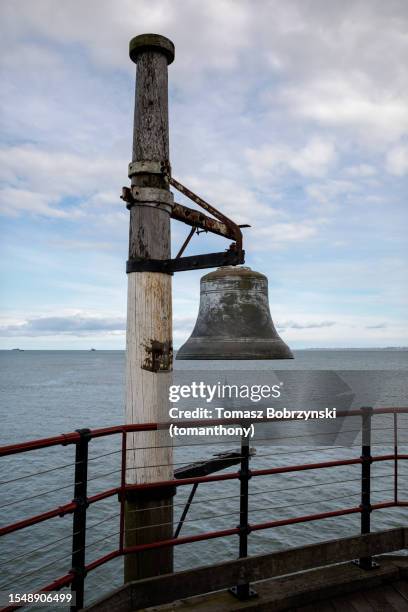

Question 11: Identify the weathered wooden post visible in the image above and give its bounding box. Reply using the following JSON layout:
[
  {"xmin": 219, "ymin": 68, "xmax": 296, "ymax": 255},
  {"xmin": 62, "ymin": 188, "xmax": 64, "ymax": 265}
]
[{"xmin": 124, "ymin": 33, "xmax": 175, "ymax": 582}]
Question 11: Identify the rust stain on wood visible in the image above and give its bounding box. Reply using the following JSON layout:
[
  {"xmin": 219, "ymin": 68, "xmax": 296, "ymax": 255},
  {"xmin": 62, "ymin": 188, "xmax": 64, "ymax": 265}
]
[{"xmin": 142, "ymin": 339, "xmax": 173, "ymax": 372}]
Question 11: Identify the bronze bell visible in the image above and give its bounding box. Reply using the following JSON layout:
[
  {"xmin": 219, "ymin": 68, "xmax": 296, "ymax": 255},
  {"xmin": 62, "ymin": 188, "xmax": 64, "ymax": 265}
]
[{"xmin": 176, "ymin": 266, "xmax": 293, "ymax": 360}]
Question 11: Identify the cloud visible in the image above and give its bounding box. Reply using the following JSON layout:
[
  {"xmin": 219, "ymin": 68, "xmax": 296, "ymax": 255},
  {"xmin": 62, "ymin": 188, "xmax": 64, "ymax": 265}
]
[
  {"xmin": 306, "ymin": 180, "xmax": 358, "ymax": 206},
  {"xmin": 386, "ymin": 146, "xmax": 408, "ymax": 176},
  {"xmin": 173, "ymin": 315, "xmax": 196, "ymax": 345},
  {"xmin": 52, "ymin": 239, "xmax": 116, "ymax": 251},
  {"xmin": 281, "ymin": 77, "xmax": 408, "ymax": 143},
  {"xmin": 0, "ymin": 315, "xmax": 126, "ymax": 337},
  {"xmin": 0, "ymin": 312, "xmax": 199, "ymax": 339},
  {"xmin": 178, "ymin": 176, "xmax": 281, "ymax": 226},
  {"xmin": 365, "ymin": 323, "xmax": 387, "ymax": 329},
  {"xmin": 345, "ymin": 164, "xmax": 376, "ymax": 177},
  {"xmin": 173, "ymin": 315, "xmax": 196, "ymax": 329},
  {"xmin": 0, "ymin": 188, "xmax": 73, "ymax": 218},
  {"xmin": 1, "ymin": 0, "xmax": 253, "ymax": 75},
  {"xmin": 245, "ymin": 137, "xmax": 336, "ymax": 179},
  {"xmin": 253, "ymin": 222, "xmax": 318, "ymax": 246},
  {"xmin": 0, "ymin": 0, "xmax": 407, "ymax": 348},
  {"xmin": 277, "ymin": 320, "xmax": 336, "ymax": 330},
  {"xmin": 0, "ymin": 146, "xmax": 125, "ymax": 219}
]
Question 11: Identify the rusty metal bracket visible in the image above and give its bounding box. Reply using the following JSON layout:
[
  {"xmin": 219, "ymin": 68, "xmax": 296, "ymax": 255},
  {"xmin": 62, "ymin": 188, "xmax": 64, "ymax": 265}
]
[
  {"xmin": 127, "ymin": 248, "xmax": 245, "ymax": 275},
  {"xmin": 175, "ymin": 226, "xmax": 196, "ymax": 259},
  {"xmin": 172, "ymin": 202, "xmax": 238, "ymax": 241},
  {"xmin": 169, "ymin": 176, "xmax": 245, "ymax": 252},
  {"xmin": 122, "ymin": 167, "xmax": 249, "ymax": 273}
]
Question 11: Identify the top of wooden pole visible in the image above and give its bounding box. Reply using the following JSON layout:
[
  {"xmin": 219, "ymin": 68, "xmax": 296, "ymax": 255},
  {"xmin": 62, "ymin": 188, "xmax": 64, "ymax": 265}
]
[{"xmin": 129, "ymin": 33, "xmax": 175, "ymax": 65}]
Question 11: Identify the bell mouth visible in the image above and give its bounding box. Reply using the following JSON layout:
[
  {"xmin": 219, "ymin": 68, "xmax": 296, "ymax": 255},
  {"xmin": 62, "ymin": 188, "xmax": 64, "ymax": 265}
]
[{"xmin": 176, "ymin": 337, "xmax": 294, "ymax": 360}]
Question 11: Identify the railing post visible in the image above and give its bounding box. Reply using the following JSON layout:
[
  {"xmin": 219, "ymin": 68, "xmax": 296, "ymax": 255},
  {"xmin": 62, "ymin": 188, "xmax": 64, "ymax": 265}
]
[
  {"xmin": 70, "ymin": 428, "xmax": 90, "ymax": 611},
  {"xmin": 358, "ymin": 406, "xmax": 375, "ymax": 570},
  {"xmin": 394, "ymin": 411, "xmax": 398, "ymax": 504},
  {"xmin": 230, "ymin": 438, "xmax": 256, "ymax": 600},
  {"xmin": 119, "ymin": 430, "xmax": 127, "ymax": 553}
]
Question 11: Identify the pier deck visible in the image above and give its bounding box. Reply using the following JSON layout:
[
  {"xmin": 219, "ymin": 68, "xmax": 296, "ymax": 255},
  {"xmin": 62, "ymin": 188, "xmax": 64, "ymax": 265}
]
[
  {"xmin": 140, "ymin": 555, "xmax": 408, "ymax": 612},
  {"xmin": 85, "ymin": 529, "xmax": 408, "ymax": 612}
]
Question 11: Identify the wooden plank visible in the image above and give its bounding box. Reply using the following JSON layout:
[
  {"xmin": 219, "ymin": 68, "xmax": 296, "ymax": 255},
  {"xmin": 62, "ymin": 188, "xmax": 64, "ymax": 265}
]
[
  {"xmin": 246, "ymin": 558, "xmax": 398, "ymax": 612},
  {"xmin": 84, "ymin": 528, "xmax": 406, "ymax": 611},
  {"xmin": 393, "ymin": 579, "xmax": 408, "ymax": 601},
  {"xmin": 346, "ymin": 591, "xmax": 375, "ymax": 612},
  {"xmin": 297, "ymin": 601, "xmax": 336, "ymax": 611},
  {"xmin": 383, "ymin": 585, "xmax": 408, "ymax": 611},
  {"xmin": 331, "ymin": 596, "xmax": 360, "ymax": 612},
  {"xmin": 126, "ymin": 557, "xmax": 402, "ymax": 612},
  {"xmin": 364, "ymin": 585, "xmax": 401, "ymax": 612}
]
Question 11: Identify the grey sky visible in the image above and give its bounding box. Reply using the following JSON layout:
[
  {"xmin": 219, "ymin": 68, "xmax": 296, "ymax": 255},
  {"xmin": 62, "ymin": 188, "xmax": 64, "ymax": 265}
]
[{"xmin": 0, "ymin": 1, "xmax": 407, "ymax": 348}]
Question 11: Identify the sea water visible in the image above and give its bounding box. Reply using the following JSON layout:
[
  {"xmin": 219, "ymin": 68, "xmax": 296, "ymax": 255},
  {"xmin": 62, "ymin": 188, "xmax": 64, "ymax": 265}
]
[{"xmin": 0, "ymin": 350, "xmax": 407, "ymax": 606}]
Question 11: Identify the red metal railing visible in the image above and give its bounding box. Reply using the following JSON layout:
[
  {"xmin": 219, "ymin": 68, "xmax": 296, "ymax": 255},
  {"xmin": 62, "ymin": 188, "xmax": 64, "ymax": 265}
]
[{"xmin": 0, "ymin": 406, "xmax": 407, "ymax": 611}]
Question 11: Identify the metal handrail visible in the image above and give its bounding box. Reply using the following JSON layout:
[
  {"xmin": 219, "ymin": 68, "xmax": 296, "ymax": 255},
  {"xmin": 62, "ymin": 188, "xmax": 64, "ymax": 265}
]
[
  {"xmin": 0, "ymin": 406, "xmax": 407, "ymax": 611},
  {"xmin": 2, "ymin": 406, "xmax": 407, "ymax": 457}
]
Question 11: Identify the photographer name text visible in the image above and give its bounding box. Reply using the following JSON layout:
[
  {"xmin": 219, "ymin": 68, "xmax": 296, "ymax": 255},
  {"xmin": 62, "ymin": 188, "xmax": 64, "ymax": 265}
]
[{"xmin": 168, "ymin": 382, "xmax": 337, "ymax": 438}]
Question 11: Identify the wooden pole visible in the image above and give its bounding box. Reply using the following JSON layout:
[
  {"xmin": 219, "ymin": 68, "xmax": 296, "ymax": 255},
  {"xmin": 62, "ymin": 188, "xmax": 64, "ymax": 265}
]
[{"xmin": 124, "ymin": 34, "xmax": 175, "ymax": 582}]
